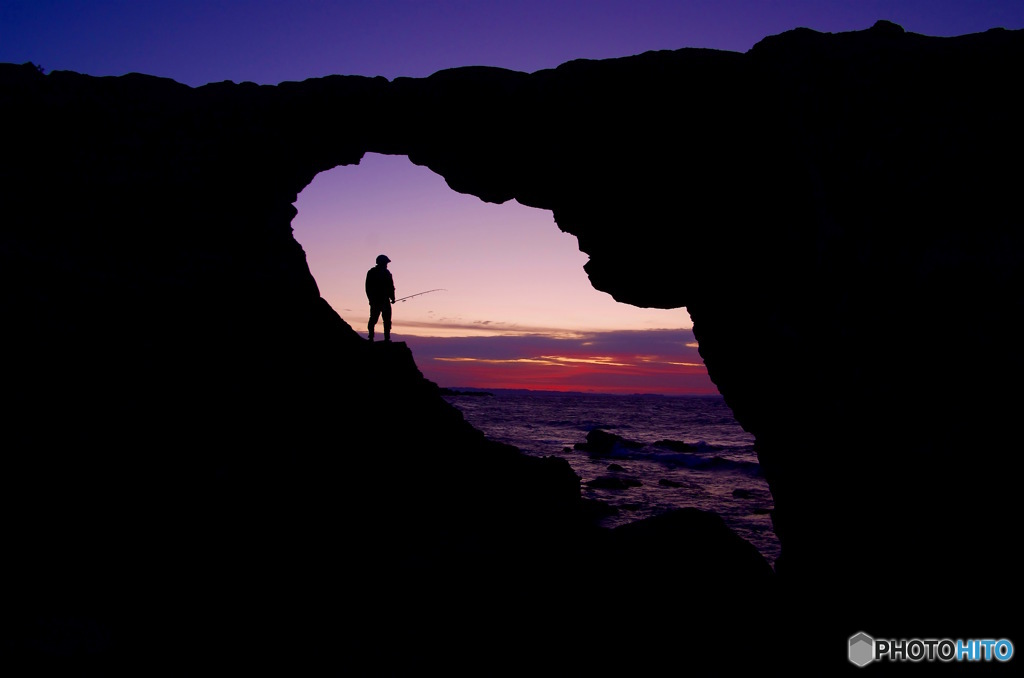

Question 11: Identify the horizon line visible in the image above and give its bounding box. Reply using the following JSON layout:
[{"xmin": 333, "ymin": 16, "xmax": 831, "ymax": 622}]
[{"xmin": 438, "ymin": 385, "xmax": 725, "ymax": 398}]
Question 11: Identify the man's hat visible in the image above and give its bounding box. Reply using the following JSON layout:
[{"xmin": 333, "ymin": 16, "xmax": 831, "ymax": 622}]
[{"xmin": 376, "ymin": 254, "xmax": 390, "ymax": 265}]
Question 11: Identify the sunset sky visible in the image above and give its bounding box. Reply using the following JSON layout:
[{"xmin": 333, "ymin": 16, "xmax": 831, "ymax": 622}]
[{"xmin": 4, "ymin": 1, "xmax": 1021, "ymax": 394}]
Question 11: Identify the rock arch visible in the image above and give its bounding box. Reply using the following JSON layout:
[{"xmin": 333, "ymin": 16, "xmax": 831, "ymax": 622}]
[{"xmin": 2, "ymin": 20, "xmax": 1022, "ymax": 671}]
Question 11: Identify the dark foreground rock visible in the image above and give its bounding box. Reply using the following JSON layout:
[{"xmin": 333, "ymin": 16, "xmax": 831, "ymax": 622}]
[{"xmin": 3, "ymin": 19, "xmax": 1023, "ymax": 675}]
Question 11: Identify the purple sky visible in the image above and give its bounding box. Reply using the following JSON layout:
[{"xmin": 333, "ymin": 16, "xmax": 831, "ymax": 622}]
[{"xmin": 5, "ymin": 1, "xmax": 1021, "ymax": 394}]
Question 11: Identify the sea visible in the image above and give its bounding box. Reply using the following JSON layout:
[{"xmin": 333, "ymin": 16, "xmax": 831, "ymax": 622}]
[{"xmin": 441, "ymin": 389, "xmax": 780, "ymax": 569}]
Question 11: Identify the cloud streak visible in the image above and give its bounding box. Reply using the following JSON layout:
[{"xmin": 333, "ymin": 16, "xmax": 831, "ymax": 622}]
[
  {"xmin": 395, "ymin": 318, "xmax": 597, "ymax": 338},
  {"xmin": 401, "ymin": 327, "xmax": 719, "ymax": 395}
]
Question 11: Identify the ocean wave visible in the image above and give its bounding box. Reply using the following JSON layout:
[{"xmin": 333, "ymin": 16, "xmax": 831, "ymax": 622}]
[
  {"xmin": 572, "ymin": 429, "xmax": 759, "ymax": 472},
  {"xmin": 657, "ymin": 452, "xmax": 762, "ymax": 474}
]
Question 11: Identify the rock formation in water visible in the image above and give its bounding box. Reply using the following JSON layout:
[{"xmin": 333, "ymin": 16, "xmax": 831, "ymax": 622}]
[{"xmin": 3, "ymin": 20, "xmax": 1022, "ymax": 673}]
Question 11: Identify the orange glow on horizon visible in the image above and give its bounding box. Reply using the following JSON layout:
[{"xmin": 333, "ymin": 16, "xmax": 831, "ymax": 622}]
[{"xmin": 420, "ymin": 347, "xmax": 717, "ymax": 396}]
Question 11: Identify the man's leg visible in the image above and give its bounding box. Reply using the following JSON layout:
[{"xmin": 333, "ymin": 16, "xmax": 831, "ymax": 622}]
[
  {"xmin": 382, "ymin": 304, "xmax": 392, "ymax": 342},
  {"xmin": 368, "ymin": 306, "xmax": 381, "ymax": 341}
]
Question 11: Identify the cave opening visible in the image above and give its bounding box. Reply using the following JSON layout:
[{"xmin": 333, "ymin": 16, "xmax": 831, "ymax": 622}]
[
  {"xmin": 290, "ymin": 152, "xmax": 778, "ymax": 566},
  {"xmin": 291, "ymin": 152, "xmax": 698, "ymax": 375}
]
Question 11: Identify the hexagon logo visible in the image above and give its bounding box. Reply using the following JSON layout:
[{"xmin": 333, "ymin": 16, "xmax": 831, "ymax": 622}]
[{"xmin": 849, "ymin": 632, "xmax": 875, "ymax": 667}]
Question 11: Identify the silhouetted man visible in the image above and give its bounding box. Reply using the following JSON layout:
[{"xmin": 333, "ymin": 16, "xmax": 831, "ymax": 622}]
[{"xmin": 365, "ymin": 254, "xmax": 395, "ymax": 342}]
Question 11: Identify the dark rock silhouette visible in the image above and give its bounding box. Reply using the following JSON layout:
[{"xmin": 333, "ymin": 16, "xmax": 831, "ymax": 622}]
[
  {"xmin": 654, "ymin": 438, "xmax": 702, "ymax": 451},
  {"xmin": 3, "ymin": 19, "xmax": 1022, "ymax": 673},
  {"xmin": 573, "ymin": 428, "xmax": 646, "ymax": 455}
]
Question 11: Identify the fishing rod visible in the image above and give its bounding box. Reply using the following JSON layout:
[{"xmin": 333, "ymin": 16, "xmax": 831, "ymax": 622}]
[{"xmin": 394, "ymin": 288, "xmax": 447, "ymax": 303}]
